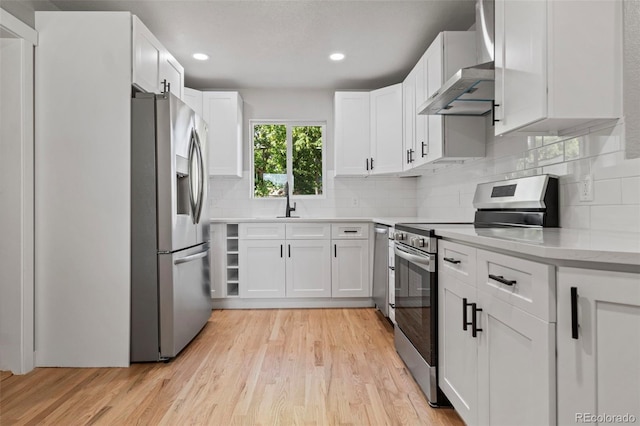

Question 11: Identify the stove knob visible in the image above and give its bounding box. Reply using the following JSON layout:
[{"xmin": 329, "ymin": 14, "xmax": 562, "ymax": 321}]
[
  {"xmin": 394, "ymin": 232, "xmax": 406, "ymax": 241},
  {"xmin": 411, "ymin": 237, "xmax": 425, "ymax": 248}
]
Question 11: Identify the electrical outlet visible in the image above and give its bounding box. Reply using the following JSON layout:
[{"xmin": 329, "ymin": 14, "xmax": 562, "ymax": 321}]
[
  {"xmin": 351, "ymin": 197, "xmax": 359, "ymax": 207},
  {"xmin": 579, "ymin": 174, "xmax": 593, "ymax": 202}
]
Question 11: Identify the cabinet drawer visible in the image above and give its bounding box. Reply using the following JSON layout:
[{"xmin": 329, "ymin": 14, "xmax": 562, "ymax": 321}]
[
  {"xmin": 331, "ymin": 223, "xmax": 369, "ymax": 239},
  {"xmin": 476, "ymin": 249, "xmax": 555, "ymax": 322},
  {"xmin": 439, "ymin": 240, "xmax": 476, "ymax": 286},
  {"xmin": 239, "ymin": 223, "xmax": 285, "ymax": 239},
  {"xmin": 285, "ymin": 223, "xmax": 330, "ymax": 239}
]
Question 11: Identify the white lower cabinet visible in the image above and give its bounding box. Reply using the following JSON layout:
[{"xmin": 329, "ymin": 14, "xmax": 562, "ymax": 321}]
[
  {"xmin": 476, "ymin": 290, "xmax": 555, "ymax": 426},
  {"xmin": 332, "ymin": 239, "xmax": 370, "ymax": 298},
  {"xmin": 438, "ymin": 240, "xmax": 556, "ymax": 426},
  {"xmin": 438, "ymin": 271, "xmax": 478, "ymax": 425},
  {"xmin": 557, "ymin": 268, "xmax": 640, "ymax": 424},
  {"xmin": 286, "ymin": 240, "xmax": 331, "ymax": 298},
  {"xmin": 239, "ymin": 239, "xmax": 286, "ymax": 298}
]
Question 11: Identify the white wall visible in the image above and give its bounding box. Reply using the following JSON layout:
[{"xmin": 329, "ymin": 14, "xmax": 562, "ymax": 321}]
[
  {"xmin": 0, "ymin": 11, "xmax": 36, "ymax": 375},
  {"xmin": 208, "ymin": 88, "xmax": 417, "ymax": 218}
]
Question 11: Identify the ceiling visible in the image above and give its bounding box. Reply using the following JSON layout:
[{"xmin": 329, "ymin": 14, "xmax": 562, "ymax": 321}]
[{"xmin": 35, "ymin": 0, "xmax": 477, "ymax": 90}]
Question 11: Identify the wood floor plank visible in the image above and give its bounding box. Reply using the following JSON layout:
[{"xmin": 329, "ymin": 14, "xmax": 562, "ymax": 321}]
[{"xmin": 0, "ymin": 308, "xmax": 463, "ymax": 425}]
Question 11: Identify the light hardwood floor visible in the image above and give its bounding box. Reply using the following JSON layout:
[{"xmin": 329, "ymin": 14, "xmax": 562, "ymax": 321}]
[{"xmin": 0, "ymin": 308, "xmax": 463, "ymax": 425}]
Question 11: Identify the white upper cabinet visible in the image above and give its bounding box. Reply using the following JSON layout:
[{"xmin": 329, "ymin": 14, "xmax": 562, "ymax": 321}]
[
  {"xmin": 494, "ymin": 0, "xmax": 623, "ymax": 135},
  {"xmin": 334, "ymin": 92, "xmax": 371, "ymax": 176},
  {"xmin": 422, "ymin": 32, "xmax": 485, "ymax": 165},
  {"xmin": 182, "ymin": 87, "xmax": 203, "ymax": 117},
  {"xmin": 132, "ymin": 16, "xmax": 184, "ymax": 99},
  {"xmin": 202, "ymin": 91, "xmax": 244, "ymax": 177},
  {"xmin": 160, "ymin": 50, "xmax": 184, "ymax": 100},
  {"xmin": 402, "ymin": 67, "xmax": 417, "ymax": 171},
  {"xmin": 370, "ymin": 83, "xmax": 403, "ymax": 175}
]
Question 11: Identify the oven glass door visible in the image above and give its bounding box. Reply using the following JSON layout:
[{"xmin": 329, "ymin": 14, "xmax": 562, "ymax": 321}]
[{"xmin": 394, "ymin": 243, "xmax": 436, "ymax": 365}]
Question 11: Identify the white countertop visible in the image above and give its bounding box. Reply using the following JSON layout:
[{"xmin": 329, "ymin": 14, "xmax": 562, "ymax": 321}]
[
  {"xmin": 210, "ymin": 217, "xmax": 640, "ymax": 266},
  {"xmin": 432, "ymin": 226, "xmax": 640, "ymax": 266},
  {"xmin": 209, "ymin": 216, "xmax": 435, "ymax": 226},
  {"xmin": 210, "ymin": 217, "xmax": 376, "ymax": 223}
]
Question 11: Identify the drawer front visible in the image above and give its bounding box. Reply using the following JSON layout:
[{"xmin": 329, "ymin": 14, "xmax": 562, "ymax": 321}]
[
  {"xmin": 331, "ymin": 223, "xmax": 370, "ymax": 239},
  {"xmin": 239, "ymin": 223, "xmax": 285, "ymax": 239},
  {"xmin": 476, "ymin": 249, "xmax": 555, "ymax": 322},
  {"xmin": 285, "ymin": 223, "xmax": 330, "ymax": 239},
  {"xmin": 439, "ymin": 240, "xmax": 477, "ymax": 286}
]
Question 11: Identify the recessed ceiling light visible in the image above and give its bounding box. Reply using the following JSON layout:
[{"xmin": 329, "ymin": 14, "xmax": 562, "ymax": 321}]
[
  {"xmin": 329, "ymin": 52, "xmax": 345, "ymax": 61},
  {"xmin": 193, "ymin": 53, "xmax": 209, "ymax": 61}
]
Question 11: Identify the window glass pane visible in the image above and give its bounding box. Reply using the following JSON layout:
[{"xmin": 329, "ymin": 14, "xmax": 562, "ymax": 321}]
[
  {"xmin": 253, "ymin": 124, "xmax": 287, "ymax": 198},
  {"xmin": 292, "ymin": 126, "xmax": 323, "ymax": 195}
]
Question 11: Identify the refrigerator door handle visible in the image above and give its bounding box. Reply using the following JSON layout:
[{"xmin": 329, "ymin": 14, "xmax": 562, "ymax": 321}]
[
  {"xmin": 174, "ymin": 248, "xmax": 209, "ymax": 265},
  {"xmin": 188, "ymin": 130, "xmax": 198, "ymax": 224},
  {"xmin": 193, "ymin": 129, "xmax": 205, "ymax": 224}
]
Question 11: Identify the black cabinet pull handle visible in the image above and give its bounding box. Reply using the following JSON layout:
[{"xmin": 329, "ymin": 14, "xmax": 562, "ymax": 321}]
[
  {"xmin": 571, "ymin": 287, "xmax": 579, "ymax": 339},
  {"xmin": 288, "ymin": 244, "xmax": 291, "ymax": 258},
  {"xmin": 344, "ymin": 230, "xmax": 358, "ymax": 233},
  {"xmin": 409, "ymin": 149, "xmax": 414, "ymax": 163},
  {"xmin": 489, "ymin": 274, "xmax": 516, "ymax": 286},
  {"xmin": 444, "ymin": 257, "xmax": 461, "ymax": 265},
  {"xmin": 334, "ymin": 244, "xmax": 337, "ymax": 258},
  {"xmin": 463, "ymin": 298, "xmax": 470, "ymax": 331},
  {"xmin": 406, "ymin": 149, "xmax": 410, "ymax": 164},
  {"xmin": 389, "ymin": 303, "xmax": 395, "ymax": 309},
  {"xmin": 365, "ymin": 158, "xmax": 369, "ymax": 171},
  {"xmin": 389, "ymin": 266, "xmax": 395, "ymax": 271},
  {"xmin": 492, "ymin": 101, "xmax": 500, "ymax": 126},
  {"xmin": 280, "ymin": 244, "xmax": 283, "ymax": 258},
  {"xmin": 370, "ymin": 157, "xmax": 374, "ymax": 170},
  {"xmin": 471, "ymin": 303, "xmax": 483, "ymax": 338},
  {"xmin": 421, "ymin": 141, "xmax": 427, "ymax": 158}
]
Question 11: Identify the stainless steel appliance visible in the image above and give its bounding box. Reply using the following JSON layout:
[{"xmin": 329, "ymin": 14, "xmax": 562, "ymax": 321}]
[
  {"xmin": 130, "ymin": 92, "xmax": 212, "ymax": 362},
  {"xmin": 373, "ymin": 224, "xmax": 390, "ymax": 317},
  {"xmin": 393, "ymin": 174, "xmax": 559, "ymax": 406}
]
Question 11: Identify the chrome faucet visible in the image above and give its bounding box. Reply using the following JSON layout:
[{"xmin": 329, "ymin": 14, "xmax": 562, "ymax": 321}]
[{"xmin": 284, "ymin": 182, "xmax": 296, "ymax": 217}]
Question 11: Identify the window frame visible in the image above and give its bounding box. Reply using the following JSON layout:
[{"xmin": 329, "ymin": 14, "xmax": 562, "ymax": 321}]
[{"xmin": 249, "ymin": 119, "xmax": 327, "ymax": 200}]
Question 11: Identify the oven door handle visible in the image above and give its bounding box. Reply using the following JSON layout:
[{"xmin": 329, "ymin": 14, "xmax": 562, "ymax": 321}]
[{"xmin": 394, "ymin": 245, "xmax": 434, "ymax": 270}]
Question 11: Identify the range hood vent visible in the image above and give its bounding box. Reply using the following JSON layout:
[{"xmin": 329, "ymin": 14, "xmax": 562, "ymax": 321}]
[{"xmin": 418, "ymin": 0, "xmax": 495, "ymax": 117}]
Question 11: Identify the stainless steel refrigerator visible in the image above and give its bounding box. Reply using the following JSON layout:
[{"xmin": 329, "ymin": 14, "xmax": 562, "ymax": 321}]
[{"xmin": 130, "ymin": 92, "xmax": 212, "ymax": 362}]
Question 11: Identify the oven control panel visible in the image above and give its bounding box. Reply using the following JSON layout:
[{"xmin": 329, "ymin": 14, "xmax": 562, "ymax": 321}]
[{"xmin": 394, "ymin": 231, "xmax": 436, "ymax": 253}]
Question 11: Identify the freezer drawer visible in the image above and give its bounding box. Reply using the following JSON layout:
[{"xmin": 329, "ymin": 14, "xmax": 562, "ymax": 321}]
[{"xmin": 158, "ymin": 243, "xmax": 212, "ymax": 359}]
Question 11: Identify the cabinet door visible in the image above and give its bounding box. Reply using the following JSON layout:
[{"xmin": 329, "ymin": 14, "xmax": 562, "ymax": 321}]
[
  {"xmin": 183, "ymin": 88, "xmax": 203, "ymax": 117},
  {"xmin": 239, "ymin": 239, "xmax": 285, "ymax": 298},
  {"xmin": 370, "ymin": 84, "xmax": 403, "ymax": 175},
  {"xmin": 132, "ymin": 16, "xmax": 162, "ymax": 94},
  {"xmin": 334, "ymin": 92, "xmax": 370, "ymax": 176},
  {"xmin": 202, "ymin": 91, "xmax": 243, "ymax": 177},
  {"xmin": 331, "ymin": 239, "xmax": 370, "ymax": 298},
  {"xmin": 438, "ymin": 272, "xmax": 479, "ymax": 425},
  {"xmin": 160, "ymin": 50, "xmax": 184, "ymax": 100},
  {"xmin": 557, "ymin": 268, "xmax": 640, "ymax": 424},
  {"xmin": 425, "ymin": 39, "xmax": 444, "ymax": 164},
  {"xmin": 402, "ymin": 68, "xmax": 417, "ymax": 171},
  {"xmin": 494, "ymin": 0, "xmax": 547, "ymax": 135},
  {"xmin": 476, "ymin": 290, "xmax": 555, "ymax": 426},
  {"xmin": 286, "ymin": 240, "xmax": 331, "ymax": 298},
  {"xmin": 413, "ymin": 56, "xmax": 429, "ymax": 168}
]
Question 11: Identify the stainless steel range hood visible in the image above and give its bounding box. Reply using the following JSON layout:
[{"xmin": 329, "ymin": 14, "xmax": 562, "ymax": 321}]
[{"xmin": 418, "ymin": 0, "xmax": 495, "ymax": 116}]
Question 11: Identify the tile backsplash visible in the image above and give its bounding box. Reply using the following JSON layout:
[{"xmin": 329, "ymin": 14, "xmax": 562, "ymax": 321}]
[
  {"xmin": 416, "ymin": 119, "xmax": 640, "ymax": 232},
  {"xmin": 209, "ymin": 172, "xmax": 417, "ymax": 218}
]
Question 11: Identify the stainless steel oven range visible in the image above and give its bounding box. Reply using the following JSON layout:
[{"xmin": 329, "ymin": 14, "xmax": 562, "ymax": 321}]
[
  {"xmin": 393, "ymin": 224, "xmax": 454, "ymax": 407},
  {"xmin": 393, "ymin": 174, "xmax": 559, "ymax": 407}
]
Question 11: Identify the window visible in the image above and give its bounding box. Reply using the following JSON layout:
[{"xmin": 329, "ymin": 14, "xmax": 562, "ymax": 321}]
[{"xmin": 251, "ymin": 121, "xmax": 325, "ymax": 198}]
